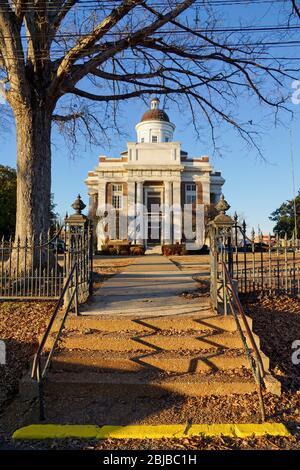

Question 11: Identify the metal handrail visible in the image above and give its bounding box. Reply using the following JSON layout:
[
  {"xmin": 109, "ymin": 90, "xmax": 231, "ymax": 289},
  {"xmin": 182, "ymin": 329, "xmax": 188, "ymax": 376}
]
[
  {"xmin": 221, "ymin": 261, "xmax": 266, "ymax": 422},
  {"xmin": 31, "ymin": 262, "xmax": 79, "ymax": 420},
  {"xmin": 222, "ymin": 262, "xmax": 266, "ymax": 377}
]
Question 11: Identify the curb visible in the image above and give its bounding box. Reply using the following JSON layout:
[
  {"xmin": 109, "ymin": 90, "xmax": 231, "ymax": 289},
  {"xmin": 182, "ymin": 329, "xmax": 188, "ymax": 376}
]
[{"xmin": 12, "ymin": 423, "xmax": 291, "ymax": 440}]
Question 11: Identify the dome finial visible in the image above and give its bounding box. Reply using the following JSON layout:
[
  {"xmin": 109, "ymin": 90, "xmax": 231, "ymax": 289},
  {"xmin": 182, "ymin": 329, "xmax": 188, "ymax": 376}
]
[{"xmin": 151, "ymin": 97, "xmax": 159, "ymax": 110}]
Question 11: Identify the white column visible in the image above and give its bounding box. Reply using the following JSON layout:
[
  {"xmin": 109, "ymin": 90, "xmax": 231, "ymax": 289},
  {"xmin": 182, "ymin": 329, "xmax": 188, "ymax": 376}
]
[
  {"xmin": 163, "ymin": 181, "xmax": 172, "ymax": 244},
  {"xmin": 136, "ymin": 181, "xmax": 144, "ymax": 244},
  {"xmin": 172, "ymin": 180, "xmax": 182, "ymax": 243},
  {"xmin": 127, "ymin": 181, "xmax": 136, "ymax": 242},
  {"xmin": 202, "ymin": 176, "xmax": 210, "ymax": 204},
  {"xmin": 97, "ymin": 181, "xmax": 106, "ymax": 213},
  {"xmin": 96, "ymin": 182, "xmax": 107, "ymax": 251}
]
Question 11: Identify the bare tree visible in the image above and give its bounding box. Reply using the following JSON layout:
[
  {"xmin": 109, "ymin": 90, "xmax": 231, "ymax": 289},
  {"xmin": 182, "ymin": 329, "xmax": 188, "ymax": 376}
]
[
  {"xmin": 0, "ymin": 0, "xmax": 297, "ymax": 246},
  {"xmin": 292, "ymin": 0, "xmax": 300, "ymax": 18}
]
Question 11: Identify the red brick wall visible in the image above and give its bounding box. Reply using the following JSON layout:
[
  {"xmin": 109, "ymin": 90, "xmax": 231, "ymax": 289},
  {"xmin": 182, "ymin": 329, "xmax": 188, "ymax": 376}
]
[{"xmin": 197, "ymin": 181, "xmax": 203, "ymax": 204}]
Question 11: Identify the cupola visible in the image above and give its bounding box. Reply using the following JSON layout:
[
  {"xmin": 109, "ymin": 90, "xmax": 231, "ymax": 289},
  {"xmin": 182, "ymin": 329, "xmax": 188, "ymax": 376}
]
[{"xmin": 135, "ymin": 98, "xmax": 175, "ymax": 143}]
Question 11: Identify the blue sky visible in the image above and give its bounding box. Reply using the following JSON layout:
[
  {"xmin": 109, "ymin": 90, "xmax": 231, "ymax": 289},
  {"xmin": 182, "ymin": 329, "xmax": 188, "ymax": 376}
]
[{"xmin": 0, "ymin": 1, "xmax": 299, "ymax": 235}]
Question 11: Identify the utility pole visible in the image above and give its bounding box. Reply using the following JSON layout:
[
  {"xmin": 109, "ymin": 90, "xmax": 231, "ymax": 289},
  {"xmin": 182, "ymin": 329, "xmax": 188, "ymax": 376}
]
[{"xmin": 289, "ymin": 129, "xmax": 298, "ymax": 242}]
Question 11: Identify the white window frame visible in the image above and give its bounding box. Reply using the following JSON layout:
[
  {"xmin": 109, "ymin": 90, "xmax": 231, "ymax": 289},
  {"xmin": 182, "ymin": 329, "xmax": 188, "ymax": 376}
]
[
  {"xmin": 185, "ymin": 183, "xmax": 197, "ymax": 204},
  {"xmin": 112, "ymin": 184, "xmax": 123, "ymax": 209}
]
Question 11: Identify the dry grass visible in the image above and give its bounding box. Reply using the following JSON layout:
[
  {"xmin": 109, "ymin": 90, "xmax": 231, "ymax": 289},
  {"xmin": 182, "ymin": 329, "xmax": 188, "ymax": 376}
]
[{"xmin": 0, "ymin": 301, "xmax": 55, "ymax": 409}]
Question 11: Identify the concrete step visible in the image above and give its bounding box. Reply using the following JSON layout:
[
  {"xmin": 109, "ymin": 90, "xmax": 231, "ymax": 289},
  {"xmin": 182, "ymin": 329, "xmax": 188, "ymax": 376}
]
[
  {"xmin": 51, "ymin": 314, "xmax": 253, "ymax": 334},
  {"xmin": 50, "ymin": 349, "xmax": 270, "ymax": 373},
  {"xmin": 48, "ymin": 331, "xmax": 260, "ymax": 352},
  {"xmin": 23, "ymin": 370, "xmax": 257, "ymax": 397}
]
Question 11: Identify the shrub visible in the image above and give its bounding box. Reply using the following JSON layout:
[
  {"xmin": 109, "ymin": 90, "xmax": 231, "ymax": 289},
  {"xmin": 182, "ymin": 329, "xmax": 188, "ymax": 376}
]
[
  {"xmin": 99, "ymin": 247, "xmax": 110, "ymax": 255},
  {"xmin": 162, "ymin": 243, "xmax": 186, "ymax": 256},
  {"xmin": 119, "ymin": 248, "xmax": 130, "ymax": 256},
  {"xmin": 130, "ymin": 244, "xmax": 146, "ymax": 256}
]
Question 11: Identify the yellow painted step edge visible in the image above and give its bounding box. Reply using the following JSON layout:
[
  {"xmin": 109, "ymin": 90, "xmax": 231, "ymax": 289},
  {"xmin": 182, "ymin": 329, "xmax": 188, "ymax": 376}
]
[{"xmin": 12, "ymin": 423, "xmax": 290, "ymax": 440}]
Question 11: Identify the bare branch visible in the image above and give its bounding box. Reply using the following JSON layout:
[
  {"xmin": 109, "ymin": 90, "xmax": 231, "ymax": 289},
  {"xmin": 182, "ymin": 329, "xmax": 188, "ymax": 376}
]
[
  {"xmin": 53, "ymin": 0, "xmax": 195, "ymax": 94},
  {"xmin": 52, "ymin": 112, "xmax": 84, "ymax": 122},
  {"xmin": 50, "ymin": 0, "xmax": 79, "ymax": 35},
  {"xmin": 52, "ymin": 0, "xmax": 145, "ymax": 94},
  {"xmin": 291, "ymin": 0, "xmax": 300, "ymax": 18},
  {"xmin": 0, "ymin": 0, "xmax": 28, "ymax": 101},
  {"xmin": 70, "ymin": 86, "xmax": 168, "ymax": 102}
]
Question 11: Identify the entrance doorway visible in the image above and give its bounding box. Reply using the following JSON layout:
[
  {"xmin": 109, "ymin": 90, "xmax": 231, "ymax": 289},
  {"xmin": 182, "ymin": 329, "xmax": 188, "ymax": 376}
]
[{"xmin": 145, "ymin": 187, "xmax": 163, "ymax": 244}]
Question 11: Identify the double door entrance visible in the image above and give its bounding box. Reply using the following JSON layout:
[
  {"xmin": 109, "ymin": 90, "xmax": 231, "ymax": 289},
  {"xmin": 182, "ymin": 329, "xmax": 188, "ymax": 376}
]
[{"xmin": 145, "ymin": 187, "xmax": 163, "ymax": 244}]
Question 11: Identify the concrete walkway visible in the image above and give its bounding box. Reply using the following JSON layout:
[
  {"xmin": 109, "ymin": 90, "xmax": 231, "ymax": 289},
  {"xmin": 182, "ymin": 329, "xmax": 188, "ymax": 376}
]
[{"xmin": 81, "ymin": 255, "xmax": 211, "ymax": 316}]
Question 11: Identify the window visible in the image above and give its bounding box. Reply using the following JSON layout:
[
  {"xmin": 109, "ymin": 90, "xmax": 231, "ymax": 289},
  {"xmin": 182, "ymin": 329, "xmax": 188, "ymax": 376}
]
[
  {"xmin": 141, "ymin": 138, "xmax": 145, "ymax": 143},
  {"xmin": 165, "ymin": 137, "xmax": 169, "ymax": 142},
  {"xmin": 185, "ymin": 183, "xmax": 197, "ymax": 204},
  {"xmin": 112, "ymin": 184, "xmax": 123, "ymax": 209},
  {"xmin": 210, "ymin": 193, "xmax": 217, "ymax": 204},
  {"xmin": 152, "ymin": 135, "xmax": 158, "ymax": 143}
]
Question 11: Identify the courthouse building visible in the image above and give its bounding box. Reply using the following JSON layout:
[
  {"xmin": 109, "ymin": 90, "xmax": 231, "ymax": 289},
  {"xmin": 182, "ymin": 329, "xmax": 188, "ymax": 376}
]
[{"xmin": 86, "ymin": 98, "xmax": 224, "ymax": 248}]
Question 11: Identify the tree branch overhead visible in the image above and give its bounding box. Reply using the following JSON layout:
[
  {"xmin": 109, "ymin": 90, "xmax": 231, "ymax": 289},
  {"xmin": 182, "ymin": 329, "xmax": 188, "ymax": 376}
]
[{"xmin": 0, "ymin": 0, "xmax": 299, "ymax": 240}]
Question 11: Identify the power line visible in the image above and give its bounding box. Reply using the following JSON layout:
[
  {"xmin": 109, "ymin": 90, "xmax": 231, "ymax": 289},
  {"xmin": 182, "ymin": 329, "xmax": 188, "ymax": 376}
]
[
  {"xmin": 1, "ymin": 24, "xmax": 300, "ymax": 40},
  {"xmin": 0, "ymin": 0, "xmax": 292, "ymax": 12},
  {"xmin": 289, "ymin": 129, "xmax": 298, "ymax": 241},
  {"xmin": 0, "ymin": 0, "xmax": 289, "ymax": 7},
  {"xmin": 2, "ymin": 49, "xmax": 300, "ymax": 60},
  {"xmin": 2, "ymin": 38, "xmax": 300, "ymax": 58}
]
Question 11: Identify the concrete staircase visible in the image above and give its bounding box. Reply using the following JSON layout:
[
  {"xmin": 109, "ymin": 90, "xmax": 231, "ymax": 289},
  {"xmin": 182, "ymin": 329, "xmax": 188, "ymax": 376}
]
[
  {"xmin": 18, "ymin": 309, "xmax": 283, "ymax": 425},
  {"xmin": 34, "ymin": 312, "xmax": 279, "ymax": 401}
]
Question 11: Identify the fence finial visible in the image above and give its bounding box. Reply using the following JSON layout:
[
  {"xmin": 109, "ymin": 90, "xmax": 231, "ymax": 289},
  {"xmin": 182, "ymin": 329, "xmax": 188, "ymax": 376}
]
[
  {"xmin": 71, "ymin": 195, "xmax": 86, "ymax": 215},
  {"xmin": 215, "ymin": 194, "xmax": 230, "ymax": 214}
]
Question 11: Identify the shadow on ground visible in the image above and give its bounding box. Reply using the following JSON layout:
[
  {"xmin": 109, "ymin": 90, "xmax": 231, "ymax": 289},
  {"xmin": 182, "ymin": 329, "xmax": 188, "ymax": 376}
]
[
  {"xmin": 241, "ymin": 294, "xmax": 300, "ymax": 392},
  {"xmin": 1, "ymin": 295, "xmax": 300, "ymax": 450}
]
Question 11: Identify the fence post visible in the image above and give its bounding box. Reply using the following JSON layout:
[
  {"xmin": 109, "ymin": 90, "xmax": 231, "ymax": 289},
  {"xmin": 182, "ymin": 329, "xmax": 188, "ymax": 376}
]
[
  {"xmin": 65, "ymin": 195, "xmax": 92, "ymax": 308},
  {"xmin": 234, "ymin": 212, "xmax": 239, "ymax": 283},
  {"xmin": 209, "ymin": 223, "xmax": 218, "ymax": 312},
  {"xmin": 209, "ymin": 195, "xmax": 234, "ymax": 314}
]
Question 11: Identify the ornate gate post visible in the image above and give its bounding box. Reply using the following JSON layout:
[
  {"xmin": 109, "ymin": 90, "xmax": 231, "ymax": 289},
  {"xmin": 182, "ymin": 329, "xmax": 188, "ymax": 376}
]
[
  {"xmin": 65, "ymin": 195, "xmax": 93, "ymax": 305},
  {"xmin": 209, "ymin": 195, "xmax": 234, "ymax": 314}
]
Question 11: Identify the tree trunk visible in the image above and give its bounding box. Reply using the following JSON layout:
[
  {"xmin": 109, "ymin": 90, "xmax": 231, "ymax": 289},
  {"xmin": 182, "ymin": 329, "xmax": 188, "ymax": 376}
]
[{"xmin": 14, "ymin": 104, "xmax": 52, "ymax": 242}]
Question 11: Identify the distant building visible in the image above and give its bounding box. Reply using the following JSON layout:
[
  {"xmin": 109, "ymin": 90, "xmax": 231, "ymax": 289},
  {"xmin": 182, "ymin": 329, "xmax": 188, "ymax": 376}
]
[{"xmin": 86, "ymin": 98, "xmax": 225, "ymax": 249}]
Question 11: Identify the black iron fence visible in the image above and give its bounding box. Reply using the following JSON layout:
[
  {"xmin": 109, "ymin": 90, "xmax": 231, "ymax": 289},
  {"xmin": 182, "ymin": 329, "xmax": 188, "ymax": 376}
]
[
  {"xmin": 0, "ymin": 197, "xmax": 93, "ymax": 301},
  {"xmin": 209, "ymin": 196, "xmax": 300, "ymax": 314},
  {"xmin": 0, "ymin": 233, "xmax": 65, "ymax": 299},
  {"xmin": 232, "ymin": 222, "xmax": 300, "ymax": 296}
]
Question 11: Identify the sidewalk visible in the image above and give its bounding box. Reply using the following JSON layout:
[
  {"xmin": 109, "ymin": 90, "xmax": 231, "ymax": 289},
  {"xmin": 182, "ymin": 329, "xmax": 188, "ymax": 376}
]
[{"xmin": 81, "ymin": 255, "xmax": 210, "ymax": 316}]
